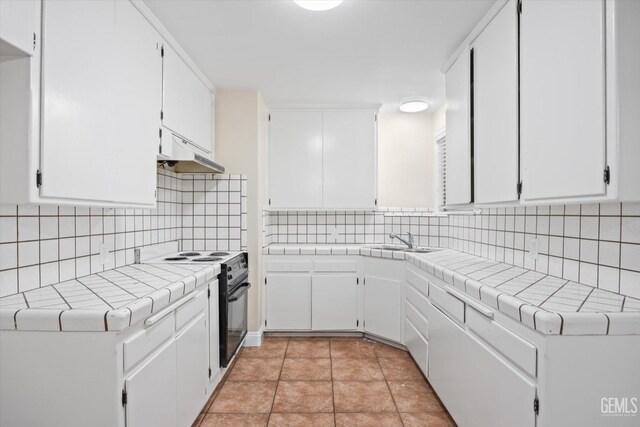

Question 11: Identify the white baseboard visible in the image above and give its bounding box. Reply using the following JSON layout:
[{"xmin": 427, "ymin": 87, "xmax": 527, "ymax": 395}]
[{"xmin": 243, "ymin": 327, "xmax": 264, "ymax": 347}]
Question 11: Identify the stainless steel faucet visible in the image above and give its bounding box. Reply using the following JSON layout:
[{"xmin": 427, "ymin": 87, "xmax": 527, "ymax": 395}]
[{"xmin": 389, "ymin": 232, "xmax": 414, "ymax": 249}]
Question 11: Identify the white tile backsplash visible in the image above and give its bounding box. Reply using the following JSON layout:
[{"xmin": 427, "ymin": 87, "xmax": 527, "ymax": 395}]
[{"xmin": 0, "ymin": 169, "xmax": 247, "ymax": 295}]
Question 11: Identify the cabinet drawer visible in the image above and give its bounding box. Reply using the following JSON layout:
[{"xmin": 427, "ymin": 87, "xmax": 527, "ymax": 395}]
[
  {"xmin": 429, "ymin": 282, "xmax": 464, "ymax": 324},
  {"xmin": 266, "ymin": 261, "xmax": 312, "ymax": 272},
  {"xmin": 406, "ymin": 267, "xmax": 429, "ymax": 296},
  {"xmin": 405, "ymin": 300, "xmax": 428, "ymax": 340},
  {"xmin": 466, "ymin": 307, "xmax": 537, "ymax": 377},
  {"xmin": 313, "ymin": 260, "xmax": 358, "ymax": 272},
  {"xmin": 176, "ymin": 290, "xmax": 206, "ymax": 331},
  {"xmin": 405, "ymin": 283, "xmax": 429, "ymax": 320},
  {"xmin": 123, "ymin": 313, "xmax": 174, "ymax": 371},
  {"xmin": 404, "ymin": 317, "xmax": 428, "ymax": 377}
]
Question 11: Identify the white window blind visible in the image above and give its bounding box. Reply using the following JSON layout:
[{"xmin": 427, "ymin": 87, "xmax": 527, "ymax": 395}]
[{"xmin": 437, "ymin": 137, "xmax": 446, "ymax": 208}]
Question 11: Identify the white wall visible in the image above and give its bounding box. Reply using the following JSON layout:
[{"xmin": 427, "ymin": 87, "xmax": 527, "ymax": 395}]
[
  {"xmin": 214, "ymin": 90, "xmax": 267, "ymax": 333},
  {"xmin": 377, "ymin": 111, "xmax": 436, "ymax": 208}
]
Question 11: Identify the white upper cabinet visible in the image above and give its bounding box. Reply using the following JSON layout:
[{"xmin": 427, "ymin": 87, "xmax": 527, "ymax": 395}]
[
  {"xmin": 269, "ymin": 111, "xmax": 324, "ymax": 209},
  {"xmin": 323, "ymin": 111, "xmax": 377, "ymax": 209},
  {"xmin": 520, "ymin": 0, "xmax": 606, "ymax": 202},
  {"xmin": 473, "ymin": 0, "xmax": 519, "ymax": 204},
  {"xmin": 445, "ymin": 50, "xmax": 472, "ymax": 206},
  {"xmin": 0, "ymin": 0, "xmax": 36, "ymax": 56},
  {"xmin": 162, "ymin": 43, "xmax": 214, "ymax": 157},
  {"xmin": 40, "ymin": 0, "xmax": 161, "ymax": 206},
  {"xmin": 268, "ymin": 108, "xmax": 378, "ymax": 210}
]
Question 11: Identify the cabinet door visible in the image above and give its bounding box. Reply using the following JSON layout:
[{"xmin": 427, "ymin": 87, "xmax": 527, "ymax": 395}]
[
  {"xmin": 125, "ymin": 341, "xmax": 177, "ymax": 427},
  {"xmin": 176, "ymin": 313, "xmax": 209, "ymax": 427},
  {"xmin": 473, "ymin": 0, "xmax": 519, "ymax": 204},
  {"xmin": 464, "ymin": 333, "xmax": 536, "ymax": 427},
  {"xmin": 162, "ymin": 43, "xmax": 213, "ymax": 155},
  {"xmin": 521, "ymin": 0, "xmax": 606, "ymax": 201},
  {"xmin": 426, "ymin": 301, "xmax": 468, "ymax": 427},
  {"xmin": 268, "ymin": 111, "xmax": 323, "ymax": 209},
  {"xmin": 266, "ymin": 274, "xmax": 312, "ymax": 330},
  {"xmin": 0, "ymin": 0, "xmax": 36, "ymax": 56},
  {"xmin": 322, "ymin": 111, "xmax": 377, "ymax": 209},
  {"xmin": 364, "ymin": 275, "xmax": 402, "ymax": 342},
  {"xmin": 445, "ymin": 50, "xmax": 472, "ymax": 205},
  {"xmin": 111, "ymin": 0, "xmax": 162, "ymax": 205},
  {"xmin": 40, "ymin": 0, "xmax": 160, "ymax": 206},
  {"xmin": 312, "ymin": 274, "xmax": 358, "ymax": 330},
  {"xmin": 40, "ymin": 0, "xmax": 116, "ymax": 203}
]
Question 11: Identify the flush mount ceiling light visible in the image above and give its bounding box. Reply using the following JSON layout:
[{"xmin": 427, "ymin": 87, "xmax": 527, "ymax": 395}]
[
  {"xmin": 399, "ymin": 100, "xmax": 429, "ymax": 113},
  {"xmin": 294, "ymin": 0, "xmax": 343, "ymax": 11}
]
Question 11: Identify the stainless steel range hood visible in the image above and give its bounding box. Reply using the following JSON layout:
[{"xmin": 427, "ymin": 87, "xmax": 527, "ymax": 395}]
[{"xmin": 158, "ymin": 130, "xmax": 225, "ymax": 174}]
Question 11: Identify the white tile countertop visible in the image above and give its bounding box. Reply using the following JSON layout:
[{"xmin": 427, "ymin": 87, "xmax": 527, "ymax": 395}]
[
  {"xmin": 0, "ymin": 263, "xmax": 220, "ymax": 332},
  {"xmin": 263, "ymin": 244, "xmax": 640, "ymax": 336}
]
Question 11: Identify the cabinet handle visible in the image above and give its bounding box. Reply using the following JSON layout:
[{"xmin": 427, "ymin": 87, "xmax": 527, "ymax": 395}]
[
  {"xmin": 144, "ymin": 292, "xmax": 196, "ymax": 327},
  {"xmin": 444, "ymin": 285, "xmax": 494, "ymax": 319}
]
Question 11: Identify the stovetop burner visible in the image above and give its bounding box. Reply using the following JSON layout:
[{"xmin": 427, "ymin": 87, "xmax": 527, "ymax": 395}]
[
  {"xmin": 192, "ymin": 257, "xmax": 222, "ymax": 262},
  {"xmin": 164, "ymin": 256, "xmax": 189, "ymax": 261},
  {"xmin": 209, "ymin": 252, "xmax": 230, "ymax": 256},
  {"xmin": 179, "ymin": 252, "xmax": 201, "ymax": 257}
]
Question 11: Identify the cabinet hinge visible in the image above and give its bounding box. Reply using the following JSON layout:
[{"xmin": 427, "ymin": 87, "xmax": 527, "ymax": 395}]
[
  {"xmin": 208, "ymin": 368, "xmax": 212, "ymax": 378},
  {"xmin": 374, "ymin": 114, "xmax": 377, "ymax": 122},
  {"xmin": 374, "ymin": 199, "xmax": 378, "ymax": 206},
  {"xmin": 357, "ymin": 319, "xmax": 359, "ymax": 327},
  {"xmin": 363, "ymin": 278, "xmax": 366, "ymax": 286},
  {"xmin": 159, "ymin": 128, "xmax": 163, "ymax": 139},
  {"xmin": 268, "ymin": 114, "xmax": 271, "ymax": 121},
  {"xmin": 121, "ymin": 389, "xmax": 128, "ymax": 407},
  {"xmin": 36, "ymin": 170, "xmax": 42, "ymax": 188},
  {"xmin": 160, "ymin": 110, "xmax": 164, "ymax": 120},
  {"xmin": 268, "ymin": 199, "xmax": 271, "ymax": 206},
  {"xmin": 604, "ymin": 166, "xmax": 610, "ymax": 185},
  {"xmin": 208, "ymin": 288, "xmax": 211, "ymax": 298},
  {"xmin": 534, "ymin": 397, "xmax": 539, "ymax": 415},
  {"xmin": 356, "ymin": 278, "xmax": 359, "ymax": 285},
  {"xmin": 154, "ymin": 190, "xmax": 157, "ymax": 199},
  {"xmin": 33, "ymin": 33, "xmax": 36, "ymax": 51},
  {"xmin": 161, "ymin": 45, "xmax": 164, "ymax": 57},
  {"xmin": 265, "ymin": 319, "xmax": 267, "ymax": 327},
  {"xmin": 159, "ymin": 142, "xmax": 162, "ymax": 154},
  {"xmin": 517, "ymin": 0, "xmax": 523, "ymax": 14},
  {"xmin": 517, "ymin": 181, "xmax": 523, "ymax": 196}
]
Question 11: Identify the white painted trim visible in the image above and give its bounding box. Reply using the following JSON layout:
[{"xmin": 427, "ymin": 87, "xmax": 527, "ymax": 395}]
[
  {"xmin": 243, "ymin": 328, "xmax": 264, "ymax": 347},
  {"xmin": 268, "ymin": 104, "xmax": 381, "ymax": 111},
  {"xmin": 129, "ymin": 0, "xmax": 216, "ymax": 92},
  {"xmin": 440, "ymin": 0, "xmax": 509, "ymax": 73}
]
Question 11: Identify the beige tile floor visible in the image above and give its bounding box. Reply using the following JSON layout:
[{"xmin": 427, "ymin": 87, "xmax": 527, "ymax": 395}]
[{"xmin": 194, "ymin": 337, "xmax": 456, "ymax": 427}]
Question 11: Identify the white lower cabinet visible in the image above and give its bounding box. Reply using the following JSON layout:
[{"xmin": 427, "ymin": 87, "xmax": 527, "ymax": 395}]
[
  {"xmin": 363, "ymin": 257, "xmax": 403, "ymax": 343},
  {"xmin": 312, "ymin": 274, "xmax": 358, "ymax": 330},
  {"xmin": 464, "ymin": 331, "xmax": 536, "ymax": 427},
  {"xmin": 125, "ymin": 340, "xmax": 177, "ymax": 427},
  {"xmin": 176, "ymin": 313, "xmax": 209, "ymax": 427},
  {"xmin": 266, "ymin": 274, "xmax": 312, "ymax": 330}
]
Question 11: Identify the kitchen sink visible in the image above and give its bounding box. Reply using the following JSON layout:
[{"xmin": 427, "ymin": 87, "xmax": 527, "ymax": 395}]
[{"xmin": 365, "ymin": 245, "xmax": 442, "ymax": 253}]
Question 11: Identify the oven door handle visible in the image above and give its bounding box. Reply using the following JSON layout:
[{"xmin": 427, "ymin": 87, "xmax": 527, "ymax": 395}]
[{"xmin": 228, "ymin": 282, "xmax": 251, "ymax": 302}]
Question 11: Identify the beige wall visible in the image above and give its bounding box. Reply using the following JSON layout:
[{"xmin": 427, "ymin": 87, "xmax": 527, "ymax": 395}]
[
  {"xmin": 215, "ymin": 90, "xmax": 267, "ymax": 333},
  {"xmin": 377, "ymin": 111, "xmax": 436, "ymax": 208}
]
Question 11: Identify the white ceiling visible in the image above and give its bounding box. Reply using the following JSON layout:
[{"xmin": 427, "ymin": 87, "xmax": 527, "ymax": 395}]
[{"xmin": 144, "ymin": 0, "xmax": 493, "ymax": 111}]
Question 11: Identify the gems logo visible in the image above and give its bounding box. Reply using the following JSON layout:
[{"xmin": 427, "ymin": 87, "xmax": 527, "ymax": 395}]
[{"xmin": 601, "ymin": 397, "xmax": 638, "ymax": 416}]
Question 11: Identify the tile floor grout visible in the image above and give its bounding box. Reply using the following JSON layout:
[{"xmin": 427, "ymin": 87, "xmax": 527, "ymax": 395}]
[{"xmin": 195, "ymin": 337, "xmax": 455, "ymax": 427}]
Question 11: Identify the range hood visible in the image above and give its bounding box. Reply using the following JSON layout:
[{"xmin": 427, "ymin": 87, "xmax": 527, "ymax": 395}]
[{"xmin": 158, "ymin": 130, "xmax": 225, "ymax": 174}]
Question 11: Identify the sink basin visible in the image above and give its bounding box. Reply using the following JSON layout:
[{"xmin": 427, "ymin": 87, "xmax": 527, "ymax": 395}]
[
  {"xmin": 367, "ymin": 245, "xmax": 405, "ymax": 251},
  {"xmin": 365, "ymin": 245, "xmax": 442, "ymax": 253}
]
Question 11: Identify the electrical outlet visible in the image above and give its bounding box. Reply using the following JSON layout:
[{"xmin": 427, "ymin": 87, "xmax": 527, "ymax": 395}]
[
  {"xmin": 527, "ymin": 238, "xmax": 539, "ymax": 261},
  {"xmin": 99, "ymin": 243, "xmax": 110, "ymax": 265}
]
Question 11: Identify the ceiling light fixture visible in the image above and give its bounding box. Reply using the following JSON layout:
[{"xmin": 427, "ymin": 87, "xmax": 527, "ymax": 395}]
[
  {"xmin": 294, "ymin": 0, "xmax": 343, "ymax": 12},
  {"xmin": 399, "ymin": 100, "xmax": 429, "ymax": 113}
]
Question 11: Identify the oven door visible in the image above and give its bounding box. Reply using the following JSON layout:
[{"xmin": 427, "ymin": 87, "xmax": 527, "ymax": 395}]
[{"xmin": 221, "ymin": 281, "xmax": 250, "ymax": 367}]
